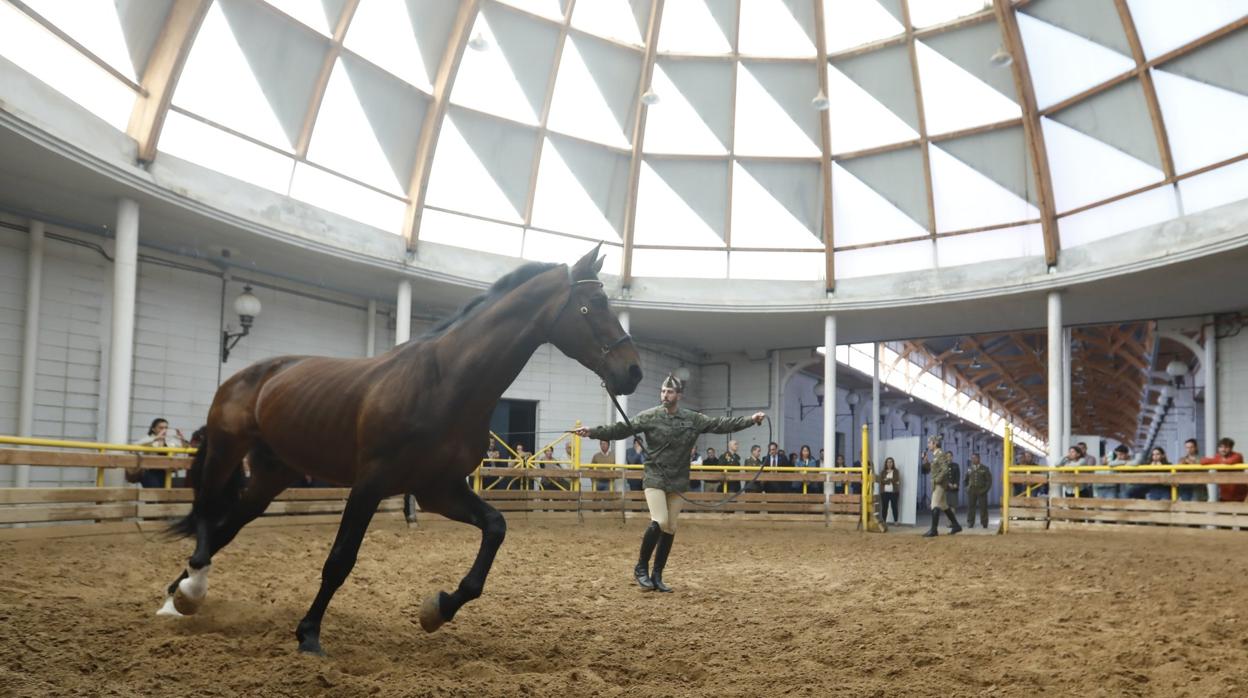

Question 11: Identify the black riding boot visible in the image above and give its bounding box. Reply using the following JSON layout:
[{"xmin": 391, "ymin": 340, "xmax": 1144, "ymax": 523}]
[
  {"xmin": 945, "ymin": 508, "xmax": 963, "ymax": 535},
  {"xmin": 922, "ymin": 508, "xmax": 940, "ymax": 537},
  {"xmin": 649, "ymin": 531, "xmax": 675, "ymax": 592},
  {"xmin": 634, "ymin": 522, "xmax": 661, "ymax": 590}
]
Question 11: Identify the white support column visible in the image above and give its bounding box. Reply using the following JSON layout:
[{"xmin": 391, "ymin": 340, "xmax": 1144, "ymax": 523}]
[
  {"xmin": 16, "ymin": 220, "xmax": 45, "ymax": 488},
  {"xmin": 1204, "ymin": 315, "xmax": 1218, "ymax": 501},
  {"xmin": 1062, "ymin": 326, "xmax": 1072, "ymax": 454},
  {"xmin": 772, "ymin": 350, "xmax": 784, "ymax": 449},
  {"xmin": 871, "ymin": 341, "xmax": 881, "ymax": 471},
  {"xmin": 395, "ymin": 280, "xmax": 412, "ymax": 344},
  {"xmin": 823, "ymin": 315, "xmax": 836, "ymax": 474},
  {"xmin": 105, "ymin": 199, "xmax": 140, "ymax": 486},
  {"xmin": 1047, "ymin": 291, "xmax": 1064, "ymax": 480},
  {"xmin": 365, "ymin": 299, "xmax": 377, "ymax": 357},
  {"xmin": 614, "ymin": 311, "xmax": 631, "ymax": 473}
]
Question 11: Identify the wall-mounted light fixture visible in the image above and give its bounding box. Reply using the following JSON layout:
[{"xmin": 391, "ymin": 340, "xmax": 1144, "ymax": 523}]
[
  {"xmin": 222, "ymin": 285, "xmax": 262, "ymax": 363},
  {"xmin": 800, "ymin": 380, "xmax": 825, "ymax": 420}
]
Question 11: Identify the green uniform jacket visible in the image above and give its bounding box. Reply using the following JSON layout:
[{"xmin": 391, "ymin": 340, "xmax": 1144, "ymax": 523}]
[
  {"xmin": 964, "ymin": 462, "xmax": 992, "ymax": 493},
  {"xmin": 929, "ymin": 448, "xmax": 953, "ymax": 489},
  {"xmin": 586, "ymin": 407, "xmax": 755, "ymax": 492}
]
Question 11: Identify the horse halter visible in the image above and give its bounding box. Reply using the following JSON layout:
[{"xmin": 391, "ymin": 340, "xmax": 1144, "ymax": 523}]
[{"xmin": 551, "ymin": 275, "xmax": 634, "ymax": 386}]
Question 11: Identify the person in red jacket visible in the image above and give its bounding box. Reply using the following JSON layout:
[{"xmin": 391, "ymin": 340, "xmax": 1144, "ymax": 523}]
[{"xmin": 1201, "ymin": 438, "xmax": 1246, "ymax": 502}]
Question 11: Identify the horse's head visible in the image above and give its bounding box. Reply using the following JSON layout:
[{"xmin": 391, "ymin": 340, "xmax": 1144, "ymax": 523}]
[{"xmin": 547, "ymin": 245, "xmax": 642, "ymax": 396}]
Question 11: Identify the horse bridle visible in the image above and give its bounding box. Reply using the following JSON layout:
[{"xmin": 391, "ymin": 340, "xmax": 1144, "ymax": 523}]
[
  {"xmin": 551, "ymin": 275, "xmax": 634, "ymax": 386},
  {"xmin": 553, "ymin": 272, "xmax": 771, "ymax": 508}
]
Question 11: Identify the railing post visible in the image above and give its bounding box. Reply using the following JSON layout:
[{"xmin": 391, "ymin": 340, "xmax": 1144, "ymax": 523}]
[
  {"xmin": 860, "ymin": 423, "xmax": 869, "ymax": 530},
  {"xmin": 1001, "ymin": 424, "xmax": 1012, "ymax": 534}
]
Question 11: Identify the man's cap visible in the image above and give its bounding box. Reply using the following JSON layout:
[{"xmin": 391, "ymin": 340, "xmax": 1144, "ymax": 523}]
[{"xmin": 662, "ymin": 373, "xmax": 684, "ymax": 393}]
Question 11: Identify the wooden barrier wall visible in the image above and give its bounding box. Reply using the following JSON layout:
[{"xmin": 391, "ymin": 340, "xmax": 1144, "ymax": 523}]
[{"xmin": 1008, "ymin": 472, "xmax": 1248, "ymax": 529}]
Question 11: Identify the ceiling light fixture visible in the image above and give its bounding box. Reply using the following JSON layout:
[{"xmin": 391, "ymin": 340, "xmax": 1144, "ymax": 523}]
[
  {"xmin": 990, "ymin": 46, "xmax": 1012, "ymax": 67},
  {"xmin": 811, "ymin": 90, "xmax": 830, "ymax": 111},
  {"xmin": 468, "ymin": 32, "xmax": 489, "ymax": 51},
  {"xmin": 641, "ymin": 89, "xmax": 660, "ymax": 106}
]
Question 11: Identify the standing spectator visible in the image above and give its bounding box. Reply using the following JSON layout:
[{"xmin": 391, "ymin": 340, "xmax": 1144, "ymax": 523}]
[
  {"xmin": 763, "ymin": 442, "xmax": 789, "ymax": 494},
  {"xmin": 485, "ymin": 439, "xmax": 501, "ymax": 462},
  {"xmin": 945, "ymin": 459, "xmax": 961, "ymax": 510},
  {"xmin": 1096, "ymin": 445, "xmax": 1130, "ymax": 499},
  {"xmin": 833, "ymin": 453, "xmax": 847, "ymax": 494},
  {"xmin": 1178, "ymin": 438, "xmax": 1205, "ymax": 501},
  {"xmin": 878, "ymin": 457, "xmax": 901, "ymax": 524},
  {"xmin": 818, "ymin": 448, "xmax": 825, "ymax": 467},
  {"xmin": 720, "ymin": 440, "xmax": 742, "ymax": 492},
  {"xmin": 963, "ymin": 453, "xmax": 992, "ymax": 528},
  {"xmin": 743, "ymin": 444, "xmax": 764, "ymax": 492},
  {"xmin": 689, "ymin": 446, "xmax": 703, "ymax": 492},
  {"xmin": 1144, "ymin": 447, "xmax": 1173, "ymax": 500},
  {"xmin": 703, "ymin": 447, "xmax": 720, "ymax": 466},
  {"xmin": 793, "ymin": 445, "xmax": 818, "ymax": 494},
  {"xmin": 1201, "ymin": 438, "xmax": 1246, "ymax": 502},
  {"xmin": 590, "ymin": 439, "xmax": 615, "ymax": 492},
  {"xmin": 625, "ymin": 436, "xmax": 645, "ymax": 491},
  {"xmin": 921, "ymin": 434, "xmax": 962, "ymax": 536},
  {"xmin": 128, "ymin": 417, "xmax": 187, "ymax": 488},
  {"xmin": 1057, "ymin": 446, "xmax": 1084, "ymax": 497}
]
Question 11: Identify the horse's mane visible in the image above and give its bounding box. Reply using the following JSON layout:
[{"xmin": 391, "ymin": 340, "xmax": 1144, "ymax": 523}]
[{"xmin": 418, "ymin": 261, "xmax": 561, "ymax": 341}]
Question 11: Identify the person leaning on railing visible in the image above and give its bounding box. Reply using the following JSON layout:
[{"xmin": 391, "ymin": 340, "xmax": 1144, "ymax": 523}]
[
  {"xmin": 1178, "ymin": 438, "xmax": 1205, "ymax": 501},
  {"xmin": 742, "ymin": 444, "xmax": 764, "ymax": 493},
  {"xmin": 1097, "ymin": 445, "xmax": 1131, "ymax": 499},
  {"xmin": 126, "ymin": 417, "xmax": 187, "ymax": 488},
  {"xmin": 1201, "ymin": 438, "xmax": 1246, "ymax": 502}
]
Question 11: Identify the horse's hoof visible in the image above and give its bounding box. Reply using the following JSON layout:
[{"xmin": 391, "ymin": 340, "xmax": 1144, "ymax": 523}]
[
  {"xmin": 155, "ymin": 595, "xmax": 184, "ymax": 617},
  {"xmin": 419, "ymin": 594, "xmax": 445, "ymax": 633},
  {"xmin": 172, "ymin": 586, "xmax": 202, "ymax": 615},
  {"xmin": 298, "ymin": 639, "xmax": 326, "ymax": 657}
]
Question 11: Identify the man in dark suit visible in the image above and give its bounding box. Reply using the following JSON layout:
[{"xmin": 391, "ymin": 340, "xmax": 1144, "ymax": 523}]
[{"xmin": 763, "ymin": 441, "xmax": 789, "ymax": 494}]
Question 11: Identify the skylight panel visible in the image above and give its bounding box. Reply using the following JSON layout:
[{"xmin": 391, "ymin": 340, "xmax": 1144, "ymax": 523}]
[
  {"xmin": 634, "ymin": 161, "xmax": 729, "ymax": 247},
  {"xmin": 1178, "ymin": 158, "xmax": 1248, "ymax": 215},
  {"xmin": 907, "ymin": 0, "xmax": 991, "ymax": 29},
  {"xmin": 824, "ymin": 0, "xmax": 905, "ymax": 54},
  {"xmin": 1152, "ymin": 68, "xmax": 1248, "ymax": 173},
  {"xmin": 419, "ymin": 208, "xmax": 524, "ymax": 257},
  {"xmin": 0, "ymin": 2, "xmax": 135, "ymax": 130},
  {"xmin": 1126, "ymin": 0, "xmax": 1248, "ymax": 59},
  {"xmin": 831, "ymin": 162, "xmax": 930, "ymax": 246},
  {"xmin": 21, "ymin": 0, "xmax": 139, "ymax": 81},
  {"xmin": 826, "ymin": 64, "xmax": 919, "ymax": 154},
  {"xmin": 631, "ymin": 249, "xmax": 728, "ymax": 278},
  {"xmin": 289, "ymin": 163, "xmax": 406, "ymax": 232},
  {"xmin": 935, "ymin": 224, "xmax": 1045, "ymax": 267},
  {"xmin": 261, "ymin": 0, "xmax": 336, "ymax": 35},
  {"xmin": 173, "ymin": 2, "xmax": 295, "ymax": 150},
  {"xmin": 729, "ymin": 251, "xmax": 824, "ymax": 279},
  {"xmin": 730, "ymin": 162, "xmax": 822, "ymax": 248},
  {"xmin": 570, "ymin": 0, "xmax": 646, "ymax": 45},
  {"xmin": 643, "ymin": 62, "xmax": 732, "ymax": 154},
  {"xmin": 914, "ymin": 40, "xmax": 1019, "ymax": 135},
  {"xmin": 1041, "ymin": 117, "xmax": 1164, "ymax": 213},
  {"xmin": 158, "ymin": 111, "xmax": 295, "ymax": 194},
  {"xmin": 344, "ymin": 0, "xmax": 434, "ymax": 91},
  {"xmin": 657, "ymin": 0, "xmax": 735, "ymax": 54},
  {"xmin": 836, "ymin": 239, "xmax": 934, "ymax": 279},
  {"xmin": 306, "ymin": 60, "xmax": 405, "ymax": 195},
  {"xmin": 1016, "ymin": 13, "xmax": 1134, "ymax": 110},
  {"xmin": 734, "ymin": 63, "xmax": 822, "ymax": 157},
  {"xmin": 1058, "ymin": 186, "xmax": 1178, "ymax": 247},
  {"xmin": 738, "ymin": 0, "xmax": 817, "ymax": 58},
  {"xmin": 930, "ymin": 145, "xmax": 1037, "ymax": 231}
]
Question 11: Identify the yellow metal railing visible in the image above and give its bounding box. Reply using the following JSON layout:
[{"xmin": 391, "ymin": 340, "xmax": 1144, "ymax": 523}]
[
  {"xmin": 0, "ymin": 434, "xmax": 195, "ymax": 489},
  {"xmin": 999, "ymin": 426, "xmax": 1248, "ymax": 533}
]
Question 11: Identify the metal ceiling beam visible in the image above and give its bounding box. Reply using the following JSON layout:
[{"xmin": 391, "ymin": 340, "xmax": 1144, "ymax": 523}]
[
  {"xmin": 620, "ymin": 0, "xmax": 666, "ymax": 288},
  {"xmin": 812, "ymin": 0, "xmax": 834, "ymax": 289},
  {"xmin": 126, "ymin": 0, "xmax": 211, "ymax": 164},
  {"xmin": 1112, "ymin": 0, "xmax": 1176, "ymax": 181},
  {"xmin": 961, "ymin": 335, "xmax": 1042, "ymax": 435},
  {"xmin": 724, "ymin": 0, "xmax": 742, "ymax": 250},
  {"xmin": 402, "ymin": 0, "xmax": 482, "ymax": 251},
  {"xmin": 294, "ymin": 0, "xmax": 361, "ymax": 159},
  {"xmin": 899, "ymin": 0, "xmax": 938, "ymax": 243},
  {"xmin": 993, "ymin": 0, "xmax": 1058, "ymax": 266}
]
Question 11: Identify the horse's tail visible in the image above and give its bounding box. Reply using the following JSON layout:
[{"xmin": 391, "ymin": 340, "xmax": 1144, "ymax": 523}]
[{"xmin": 166, "ymin": 428, "xmax": 245, "ymax": 539}]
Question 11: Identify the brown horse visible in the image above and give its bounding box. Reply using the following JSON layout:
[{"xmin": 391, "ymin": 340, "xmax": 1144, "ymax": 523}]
[{"xmin": 160, "ymin": 246, "xmax": 641, "ymax": 655}]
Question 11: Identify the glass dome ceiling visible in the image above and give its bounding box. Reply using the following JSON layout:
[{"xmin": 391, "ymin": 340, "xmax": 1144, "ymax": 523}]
[{"xmin": 2, "ymin": 0, "xmax": 1246, "ymax": 285}]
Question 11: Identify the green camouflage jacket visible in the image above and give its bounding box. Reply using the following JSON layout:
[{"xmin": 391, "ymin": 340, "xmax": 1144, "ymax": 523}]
[
  {"xmin": 964, "ymin": 462, "xmax": 992, "ymax": 493},
  {"xmin": 586, "ymin": 407, "xmax": 755, "ymax": 492},
  {"xmin": 929, "ymin": 448, "xmax": 953, "ymax": 489}
]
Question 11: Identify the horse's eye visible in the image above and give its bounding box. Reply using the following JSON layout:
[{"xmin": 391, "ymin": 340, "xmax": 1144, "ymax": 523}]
[{"xmin": 579, "ymin": 306, "xmax": 589, "ymax": 315}]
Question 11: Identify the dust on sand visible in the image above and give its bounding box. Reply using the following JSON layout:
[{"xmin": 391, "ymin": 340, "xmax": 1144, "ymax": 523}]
[{"xmin": 2, "ymin": 518, "xmax": 1247, "ymax": 697}]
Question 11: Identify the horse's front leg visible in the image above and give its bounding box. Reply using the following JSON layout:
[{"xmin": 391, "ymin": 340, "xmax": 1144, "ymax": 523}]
[
  {"xmin": 294, "ymin": 484, "xmax": 381, "ymax": 655},
  {"xmin": 418, "ymin": 480, "xmax": 506, "ymax": 633}
]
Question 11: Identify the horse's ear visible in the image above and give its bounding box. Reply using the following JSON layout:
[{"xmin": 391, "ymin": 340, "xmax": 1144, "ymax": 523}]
[{"xmin": 571, "ymin": 242, "xmax": 603, "ymax": 280}]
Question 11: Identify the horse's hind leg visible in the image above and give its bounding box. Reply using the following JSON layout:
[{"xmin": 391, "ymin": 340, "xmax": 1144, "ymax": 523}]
[
  {"xmin": 417, "ymin": 480, "xmax": 506, "ymax": 633},
  {"xmin": 295, "ymin": 484, "xmax": 382, "ymax": 655},
  {"xmin": 160, "ymin": 447, "xmax": 299, "ymax": 616}
]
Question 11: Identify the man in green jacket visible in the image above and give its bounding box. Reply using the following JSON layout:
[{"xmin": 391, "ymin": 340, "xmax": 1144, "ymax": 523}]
[
  {"xmin": 921, "ymin": 434, "xmax": 962, "ymax": 537},
  {"xmin": 963, "ymin": 453, "xmax": 992, "ymax": 528},
  {"xmin": 575, "ymin": 373, "xmax": 764, "ymax": 592}
]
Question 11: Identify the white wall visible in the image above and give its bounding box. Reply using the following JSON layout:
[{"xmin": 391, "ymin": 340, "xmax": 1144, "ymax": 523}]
[{"xmin": 1218, "ymin": 322, "xmax": 1248, "ymax": 446}]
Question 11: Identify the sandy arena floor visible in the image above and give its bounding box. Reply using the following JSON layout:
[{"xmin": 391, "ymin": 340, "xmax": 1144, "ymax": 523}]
[{"xmin": 2, "ymin": 517, "xmax": 1248, "ymax": 697}]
